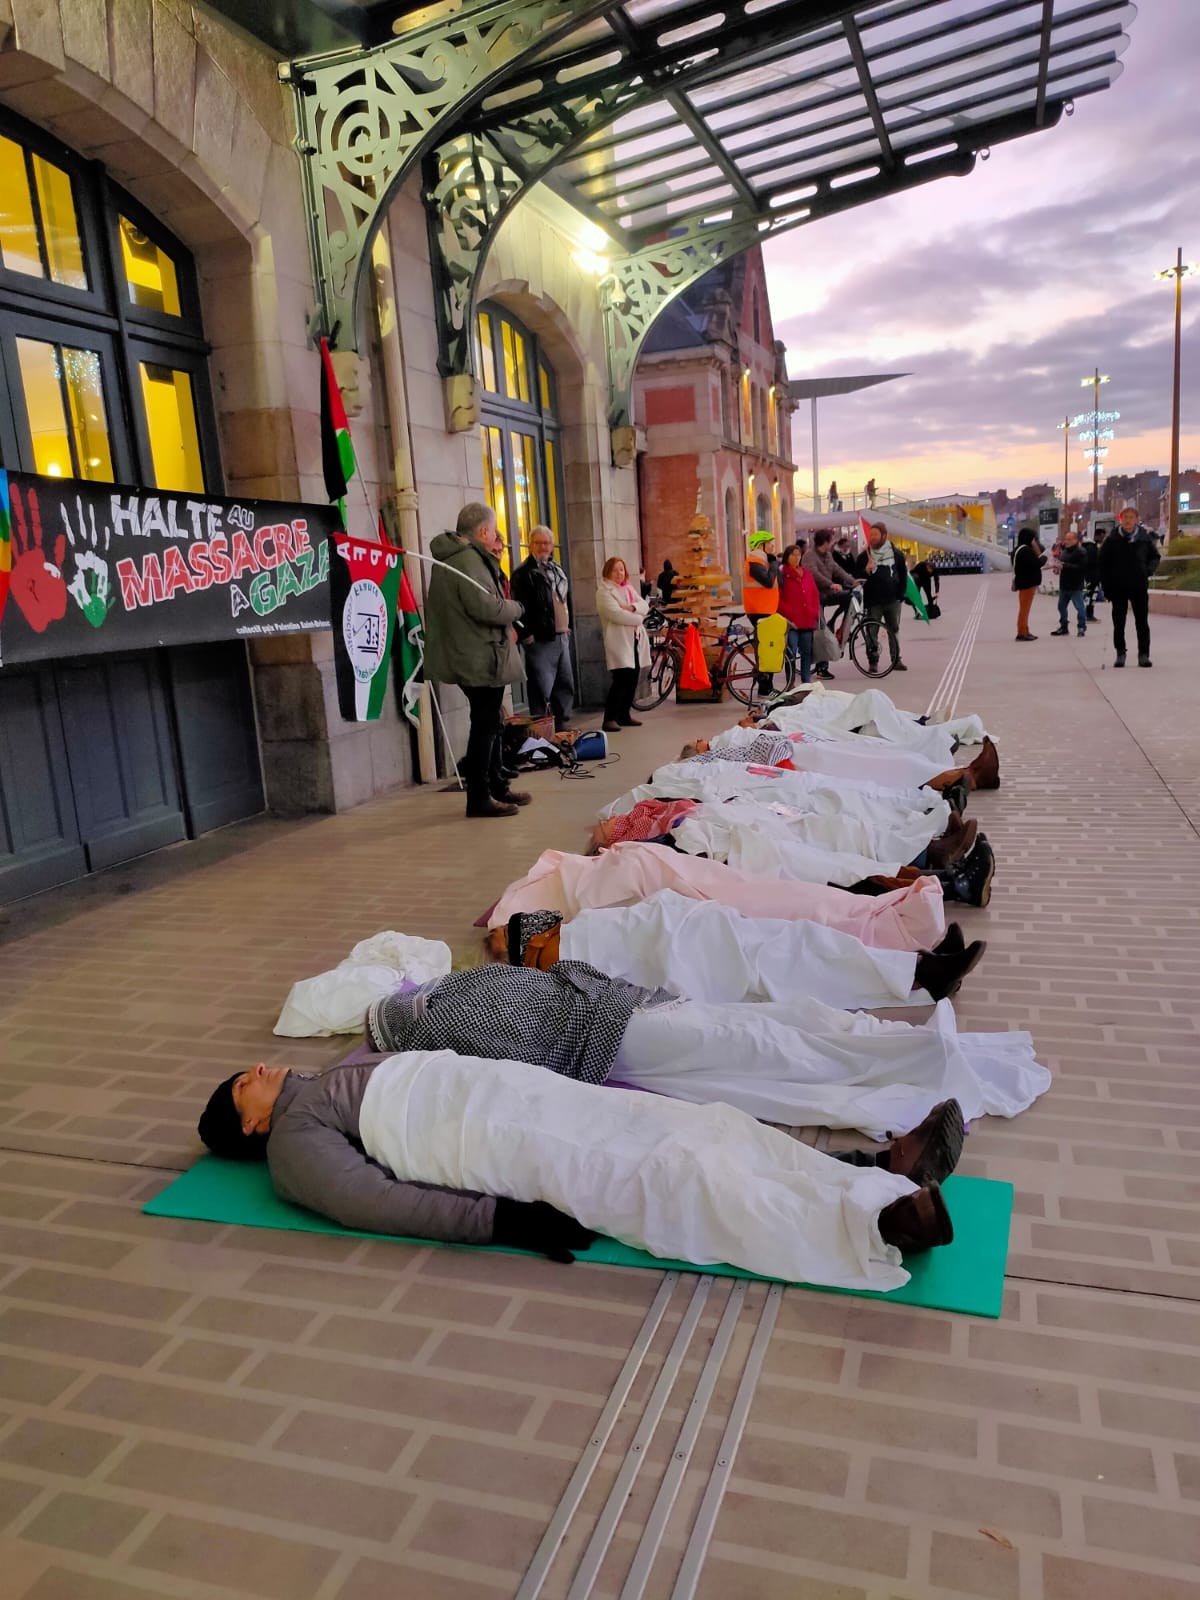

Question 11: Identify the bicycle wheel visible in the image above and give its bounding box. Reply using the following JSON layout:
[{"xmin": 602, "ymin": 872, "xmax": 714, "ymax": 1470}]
[
  {"xmin": 847, "ymin": 617, "xmax": 896, "ymax": 678},
  {"xmin": 633, "ymin": 647, "xmax": 680, "ymax": 710},
  {"xmin": 723, "ymin": 642, "xmax": 795, "ymax": 705}
]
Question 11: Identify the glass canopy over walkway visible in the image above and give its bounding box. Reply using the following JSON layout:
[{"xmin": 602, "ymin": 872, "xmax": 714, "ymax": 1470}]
[{"xmin": 210, "ymin": 0, "xmax": 1136, "ymax": 423}]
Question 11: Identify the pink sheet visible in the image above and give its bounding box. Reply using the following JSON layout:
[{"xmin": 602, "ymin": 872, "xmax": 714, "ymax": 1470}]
[{"xmin": 490, "ymin": 841, "xmax": 945, "ymax": 952}]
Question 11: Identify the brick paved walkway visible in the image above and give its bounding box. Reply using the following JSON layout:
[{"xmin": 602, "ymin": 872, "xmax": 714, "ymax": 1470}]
[{"xmin": 2, "ymin": 573, "xmax": 1199, "ymax": 1600}]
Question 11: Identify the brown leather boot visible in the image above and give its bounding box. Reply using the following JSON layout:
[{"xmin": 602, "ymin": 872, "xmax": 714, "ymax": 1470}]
[
  {"xmin": 968, "ymin": 736, "xmax": 1000, "ymax": 790},
  {"xmin": 926, "ymin": 814, "xmax": 978, "ymax": 870},
  {"xmin": 466, "ymin": 797, "xmax": 519, "ymax": 818},
  {"xmin": 883, "ymin": 1100, "xmax": 965, "ymax": 1186},
  {"xmin": 913, "ymin": 939, "xmax": 986, "ymax": 1000},
  {"xmin": 878, "ymin": 1184, "xmax": 954, "ymax": 1254}
]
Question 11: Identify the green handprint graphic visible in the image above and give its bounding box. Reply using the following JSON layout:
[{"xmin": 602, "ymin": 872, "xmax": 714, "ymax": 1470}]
[
  {"xmin": 59, "ymin": 494, "xmax": 115, "ymax": 629},
  {"xmin": 68, "ymin": 549, "xmax": 115, "ymax": 628}
]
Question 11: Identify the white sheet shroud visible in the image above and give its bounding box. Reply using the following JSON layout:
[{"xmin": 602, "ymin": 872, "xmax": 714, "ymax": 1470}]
[
  {"xmin": 767, "ymin": 687, "xmax": 986, "ymax": 764},
  {"xmin": 673, "ymin": 803, "xmax": 903, "ymax": 885},
  {"xmin": 709, "ymin": 722, "xmax": 952, "ymax": 791},
  {"xmin": 274, "ymin": 932, "xmax": 451, "ymax": 1037},
  {"xmin": 601, "ymin": 764, "xmax": 948, "ymax": 865},
  {"xmin": 359, "ymin": 1050, "xmax": 917, "ymax": 1291},
  {"xmin": 490, "ymin": 841, "xmax": 946, "ymax": 951},
  {"xmin": 566, "ymin": 892, "xmax": 1051, "ymax": 1134}
]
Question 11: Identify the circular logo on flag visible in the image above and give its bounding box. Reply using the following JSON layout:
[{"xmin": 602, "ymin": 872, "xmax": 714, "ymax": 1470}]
[{"xmin": 343, "ymin": 579, "xmax": 389, "ymax": 683}]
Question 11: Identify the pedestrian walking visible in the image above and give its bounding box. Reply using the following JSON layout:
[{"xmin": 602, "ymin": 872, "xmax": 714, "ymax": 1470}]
[
  {"xmin": 424, "ymin": 503, "xmax": 530, "ymax": 820},
  {"xmin": 1012, "ymin": 527, "xmax": 1045, "ymax": 642},
  {"xmin": 597, "ymin": 557, "xmax": 651, "ymax": 731},
  {"xmin": 511, "ymin": 525, "xmax": 574, "ymax": 731},
  {"xmin": 1050, "ymin": 529, "xmax": 1088, "ymax": 638},
  {"xmin": 1097, "ymin": 504, "xmax": 1160, "ymax": 668},
  {"xmin": 777, "ymin": 544, "xmax": 820, "ymax": 684}
]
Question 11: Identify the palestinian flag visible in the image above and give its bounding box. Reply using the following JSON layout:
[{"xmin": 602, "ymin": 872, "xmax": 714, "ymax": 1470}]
[
  {"xmin": 329, "ymin": 531, "xmax": 402, "ymax": 721},
  {"xmin": 319, "ymin": 337, "xmax": 356, "ymax": 526},
  {"xmin": 905, "ymin": 572, "xmax": 931, "ymax": 623},
  {"xmin": 377, "ymin": 514, "xmax": 425, "ymax": 728},
  {"xmin": 0, "ymin": 470, "xmax": 11, "ymax": 628}
]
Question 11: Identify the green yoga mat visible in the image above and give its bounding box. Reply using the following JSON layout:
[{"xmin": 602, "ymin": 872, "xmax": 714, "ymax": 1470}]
[{"xmin": 144, "ymin": 1158, "xmax": 1011, "ymax": 1317}]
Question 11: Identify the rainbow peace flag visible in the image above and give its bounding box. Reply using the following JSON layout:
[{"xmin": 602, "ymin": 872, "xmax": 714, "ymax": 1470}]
[{"xmin": 0, "ymin": 471, "xmax": 12, "ymax": 627}]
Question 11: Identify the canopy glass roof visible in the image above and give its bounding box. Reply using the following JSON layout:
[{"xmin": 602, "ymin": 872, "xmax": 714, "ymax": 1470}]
[{"xmin": 494, "ymin": 0, "xmax": 1134, "ymax": 246}]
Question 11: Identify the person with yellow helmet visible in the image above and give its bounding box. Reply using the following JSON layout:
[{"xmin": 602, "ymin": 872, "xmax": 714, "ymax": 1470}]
[{"xmin": 743, "ymin": 531, "xmax": 781, "ymax": 694}]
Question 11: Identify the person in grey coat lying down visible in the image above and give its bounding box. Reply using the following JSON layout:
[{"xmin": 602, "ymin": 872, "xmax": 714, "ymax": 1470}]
[{"xmin": 198, "ymin": 1051, "xmax": 957, "ymax": 1292}]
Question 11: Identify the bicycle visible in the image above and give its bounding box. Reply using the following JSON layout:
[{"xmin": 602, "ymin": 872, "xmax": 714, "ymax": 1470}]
[
  {"xmin": 816, "ymin": 589, "xmax": 899, "ymax": 679},
  {"xmin": 633, "ymin": 607, "xmax": 795, "ymax": 710}
]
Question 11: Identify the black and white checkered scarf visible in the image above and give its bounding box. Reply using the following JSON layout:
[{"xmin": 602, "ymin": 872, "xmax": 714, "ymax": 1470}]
[
  {"xmin": 688, "ymin": 733, "xmax": 793, "ymax": 768},
  {"xmin": 366, "ymin": 962, "xmax": 676, "ymax": 1086}
]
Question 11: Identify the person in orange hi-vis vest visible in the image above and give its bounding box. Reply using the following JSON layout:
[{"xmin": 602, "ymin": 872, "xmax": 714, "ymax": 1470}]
[{"xmin": 743, "ymin": 530, "xmax": 780, "ymax": 694}]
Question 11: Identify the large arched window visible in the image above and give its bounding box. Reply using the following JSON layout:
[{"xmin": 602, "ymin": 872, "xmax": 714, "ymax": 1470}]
[
  {"xmin": 474, "ymin": 303, "xmax": 566, "ymax": 574},
  {"xmin": 0, "ymin": 110, "xmax": 220, "ymax": 492}
]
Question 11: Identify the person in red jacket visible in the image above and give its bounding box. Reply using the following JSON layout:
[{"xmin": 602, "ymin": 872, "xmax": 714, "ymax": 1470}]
[{"xmin": 777, "ymin": 543, "xmax": 821, "ymax": 684}]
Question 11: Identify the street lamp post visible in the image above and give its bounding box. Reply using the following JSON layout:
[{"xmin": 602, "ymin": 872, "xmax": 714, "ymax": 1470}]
[
  {"xmin": 1080, "ymin": 369, "xmax": 1110, "ymax": 512},
  {"xmin": 1057, "ymin": 414, "xmax": 1070, "ymax": 520},
  {"xmin": 1156, "ymin": 246, "xmax": 1198, "ymax": 546}
]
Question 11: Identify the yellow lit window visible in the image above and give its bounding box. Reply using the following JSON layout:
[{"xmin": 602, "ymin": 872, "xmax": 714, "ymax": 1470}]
[
  {"xmin": 501, "ymin": 320, "xmax": 530, "ymax": 403},
  {"xmin": 139, "ymin": 363, "xmax": 203, "ymax": 491},
  {"xmin": 772, "ymin": 479, "xmax": 780, "ymax": 536},
  {"xmin": 768, "ymin": 387, "xmax": 778, "ymax": 455},
  {"xmin": 476, "ymin": 312, "xmax": 497, "ymax": 393},
  {"xmin": 740, "ymin": 370, "xmax": 752, "ymax": 440},
  {"xmin": 16, "ymin": 337, "xmax": 113, "ymax": 480},
  {"xmin": 544, "ymin": 437, "xmax": 561, "ymax": 546},
  {"xmin": 481, "ymin": 425, "xmax": 508, "ymax": 562},
  {"xmin": 539, "ymin": 361, "xmax": 555, "ymax": 415},
  {"xmin": 745, "ymin": 472, "xmax": 755, "ymax": 534},
  {"xmin": 120, "ymin": 216, "xmax": 181, "ymax": 316},
  {"xmin": 511, "ymin": 430, "xmax": 540, "ymax": 555},
  {"xmin": 0, "ymin": 134, "xmax": 88, "ymax": 288}
]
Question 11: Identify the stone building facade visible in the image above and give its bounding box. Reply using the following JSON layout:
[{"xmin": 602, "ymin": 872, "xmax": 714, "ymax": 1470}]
[
  {"xmin": 0, "ymin": 0, "xmax": 639, "ymax": 901},
  {"xmin": 632, "ymin": 249, "xmax": 797, "ymax": 598}
]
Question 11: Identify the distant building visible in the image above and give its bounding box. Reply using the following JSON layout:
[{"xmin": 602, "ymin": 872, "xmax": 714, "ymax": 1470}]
[{"xmin": 632, "ymin": 248, "xmax": 797, "ymax": 599}]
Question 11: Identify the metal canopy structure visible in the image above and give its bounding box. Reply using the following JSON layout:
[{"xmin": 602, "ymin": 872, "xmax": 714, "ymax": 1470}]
[{"xmin": 272, "ymin": 0, "xmax": 1136, "ymax": 425}]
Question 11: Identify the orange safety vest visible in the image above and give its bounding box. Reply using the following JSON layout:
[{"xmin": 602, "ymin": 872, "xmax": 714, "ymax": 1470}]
[{"xmin": 743, "ymin": 556, "xmax": 779, "ymax": 616}]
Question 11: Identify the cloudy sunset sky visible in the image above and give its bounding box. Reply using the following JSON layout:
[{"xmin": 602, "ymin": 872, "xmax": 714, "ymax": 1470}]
[{"xmin": 764, "ymin": 0, "xmax": 1198, "ymax": 504}]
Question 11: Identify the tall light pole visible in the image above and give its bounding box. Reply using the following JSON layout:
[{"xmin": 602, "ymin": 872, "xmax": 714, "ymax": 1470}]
[
  {"xmin": 1057, "ymin": 414, "xmax": 1070, "ymax": 519},
  {"xmin": 1080, "ymin": 369, "xmax": 1110, "ymax": 511},
  {"xmin": 1156, "ymin": 247, "xmax": 1198, "ymax": 546}
]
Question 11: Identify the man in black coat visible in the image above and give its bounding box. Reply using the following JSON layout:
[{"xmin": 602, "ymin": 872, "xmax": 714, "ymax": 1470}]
[
  {"xmin": 857, "ymin": 522, "xmax": 909, "ymax": 672},
  {"xmin": 1097, "ymin": 505, "xmax": 1160, "ymax": 668},
  {"xmin": 511, "ymin": 525, "xmax": 574, "ymax": 727}
]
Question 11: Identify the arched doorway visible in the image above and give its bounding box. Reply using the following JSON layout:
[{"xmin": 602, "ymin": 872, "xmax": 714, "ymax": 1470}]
[{"xmin": 0, "ymin": 110, "xmax": 261, "ymax": 902}]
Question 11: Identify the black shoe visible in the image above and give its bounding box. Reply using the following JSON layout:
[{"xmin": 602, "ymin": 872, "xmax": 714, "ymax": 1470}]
[
  {"xmin": 1050, "ymin": 626, "xmax": 1069, "ymax": 636},
  {"xmin": 938, "ymin": 836, "xmax": 995, "ymax": 908},
  {"xmin": 934, "ymin": 922, "xmax": 966, "ymax": 956},
  {"xmin": 1086, "ymin": 608, "xmax": 1096, "ymax": 620},
  {"xmin": 1077, "ymin": 628, "xmax": 1086, "ymax": 637},
  {"xmin": 878, "ymin": 1184, "xmax": 954, "ymax": 1254},
  {"xmin": 1114, "ymin": 653, "xmax": 1126, "ymax": 668},
  {"xmin": 500, "ymin": 765, "xmax": 521, "ymax": 783},
  {"xmin": 885, "ymin": 1101, "xmax": 966, "ymax": 1187},
  {"xmin": 892, "ymin": 661, "xmax": 908, "ymax": 671},
  {"xmin": 914, "ymin": 939, "xmax": 987, "ymax": 1001},
  {"xmin": 620, "ymin": 716, "xmax": 643, "ymax": 727},
  {"xmin": 1138, "ymin": 654, "xmax": 1152, "ymax": 668},
  {"xmin": 941, "ymin": 777, "xmax": 970, "ymax": 817}
]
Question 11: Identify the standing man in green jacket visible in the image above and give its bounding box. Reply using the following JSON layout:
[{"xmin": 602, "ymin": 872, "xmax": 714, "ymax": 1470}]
[{"xmin": 424, "ymin": 503, "xmax": 529, "ymax": 819}]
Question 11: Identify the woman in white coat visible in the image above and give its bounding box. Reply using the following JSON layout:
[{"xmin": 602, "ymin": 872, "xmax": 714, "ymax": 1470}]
[{"xmin": 597, "ymin": 556, "xmax": 650, "ymax": 732}]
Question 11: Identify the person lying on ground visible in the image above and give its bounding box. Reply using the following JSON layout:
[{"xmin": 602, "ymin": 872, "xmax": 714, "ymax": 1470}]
[
  {"xmin": 488, "ymin": 840, "xmax": 946, "ymax": 951},
  {"xmin": 478, "ymin": 909, "xmax": 1045, "ymax": 1132},
  {"xmin": 603, "ymin": 760, "xmax": 954, "ymax": 866},
  {"xmin": 763, "ymin": 686, "xmax": 987, "ymax": 766},
  {"xmin": 365, "ymin": 959, "xmax": 1030, "ymax": 1137},
  {"xmin": 690, "ymin": 727, "xmax": 1000, "ymax": 794},
  {"xmin": 198, "ymin": 1054, "xmax": 955, "ymax": 1291}
]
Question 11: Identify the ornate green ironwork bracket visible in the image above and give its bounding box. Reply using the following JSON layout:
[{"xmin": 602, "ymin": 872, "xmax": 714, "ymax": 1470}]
[{"xmin": 286, "ymin": 0, "xmax": 608, "ymax": 350}]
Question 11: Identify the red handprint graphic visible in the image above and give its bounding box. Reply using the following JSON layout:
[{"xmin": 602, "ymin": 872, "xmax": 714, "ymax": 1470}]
[{"xmin": 9, "ymin": 482, "xmax": 67, "ymax": 633}]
